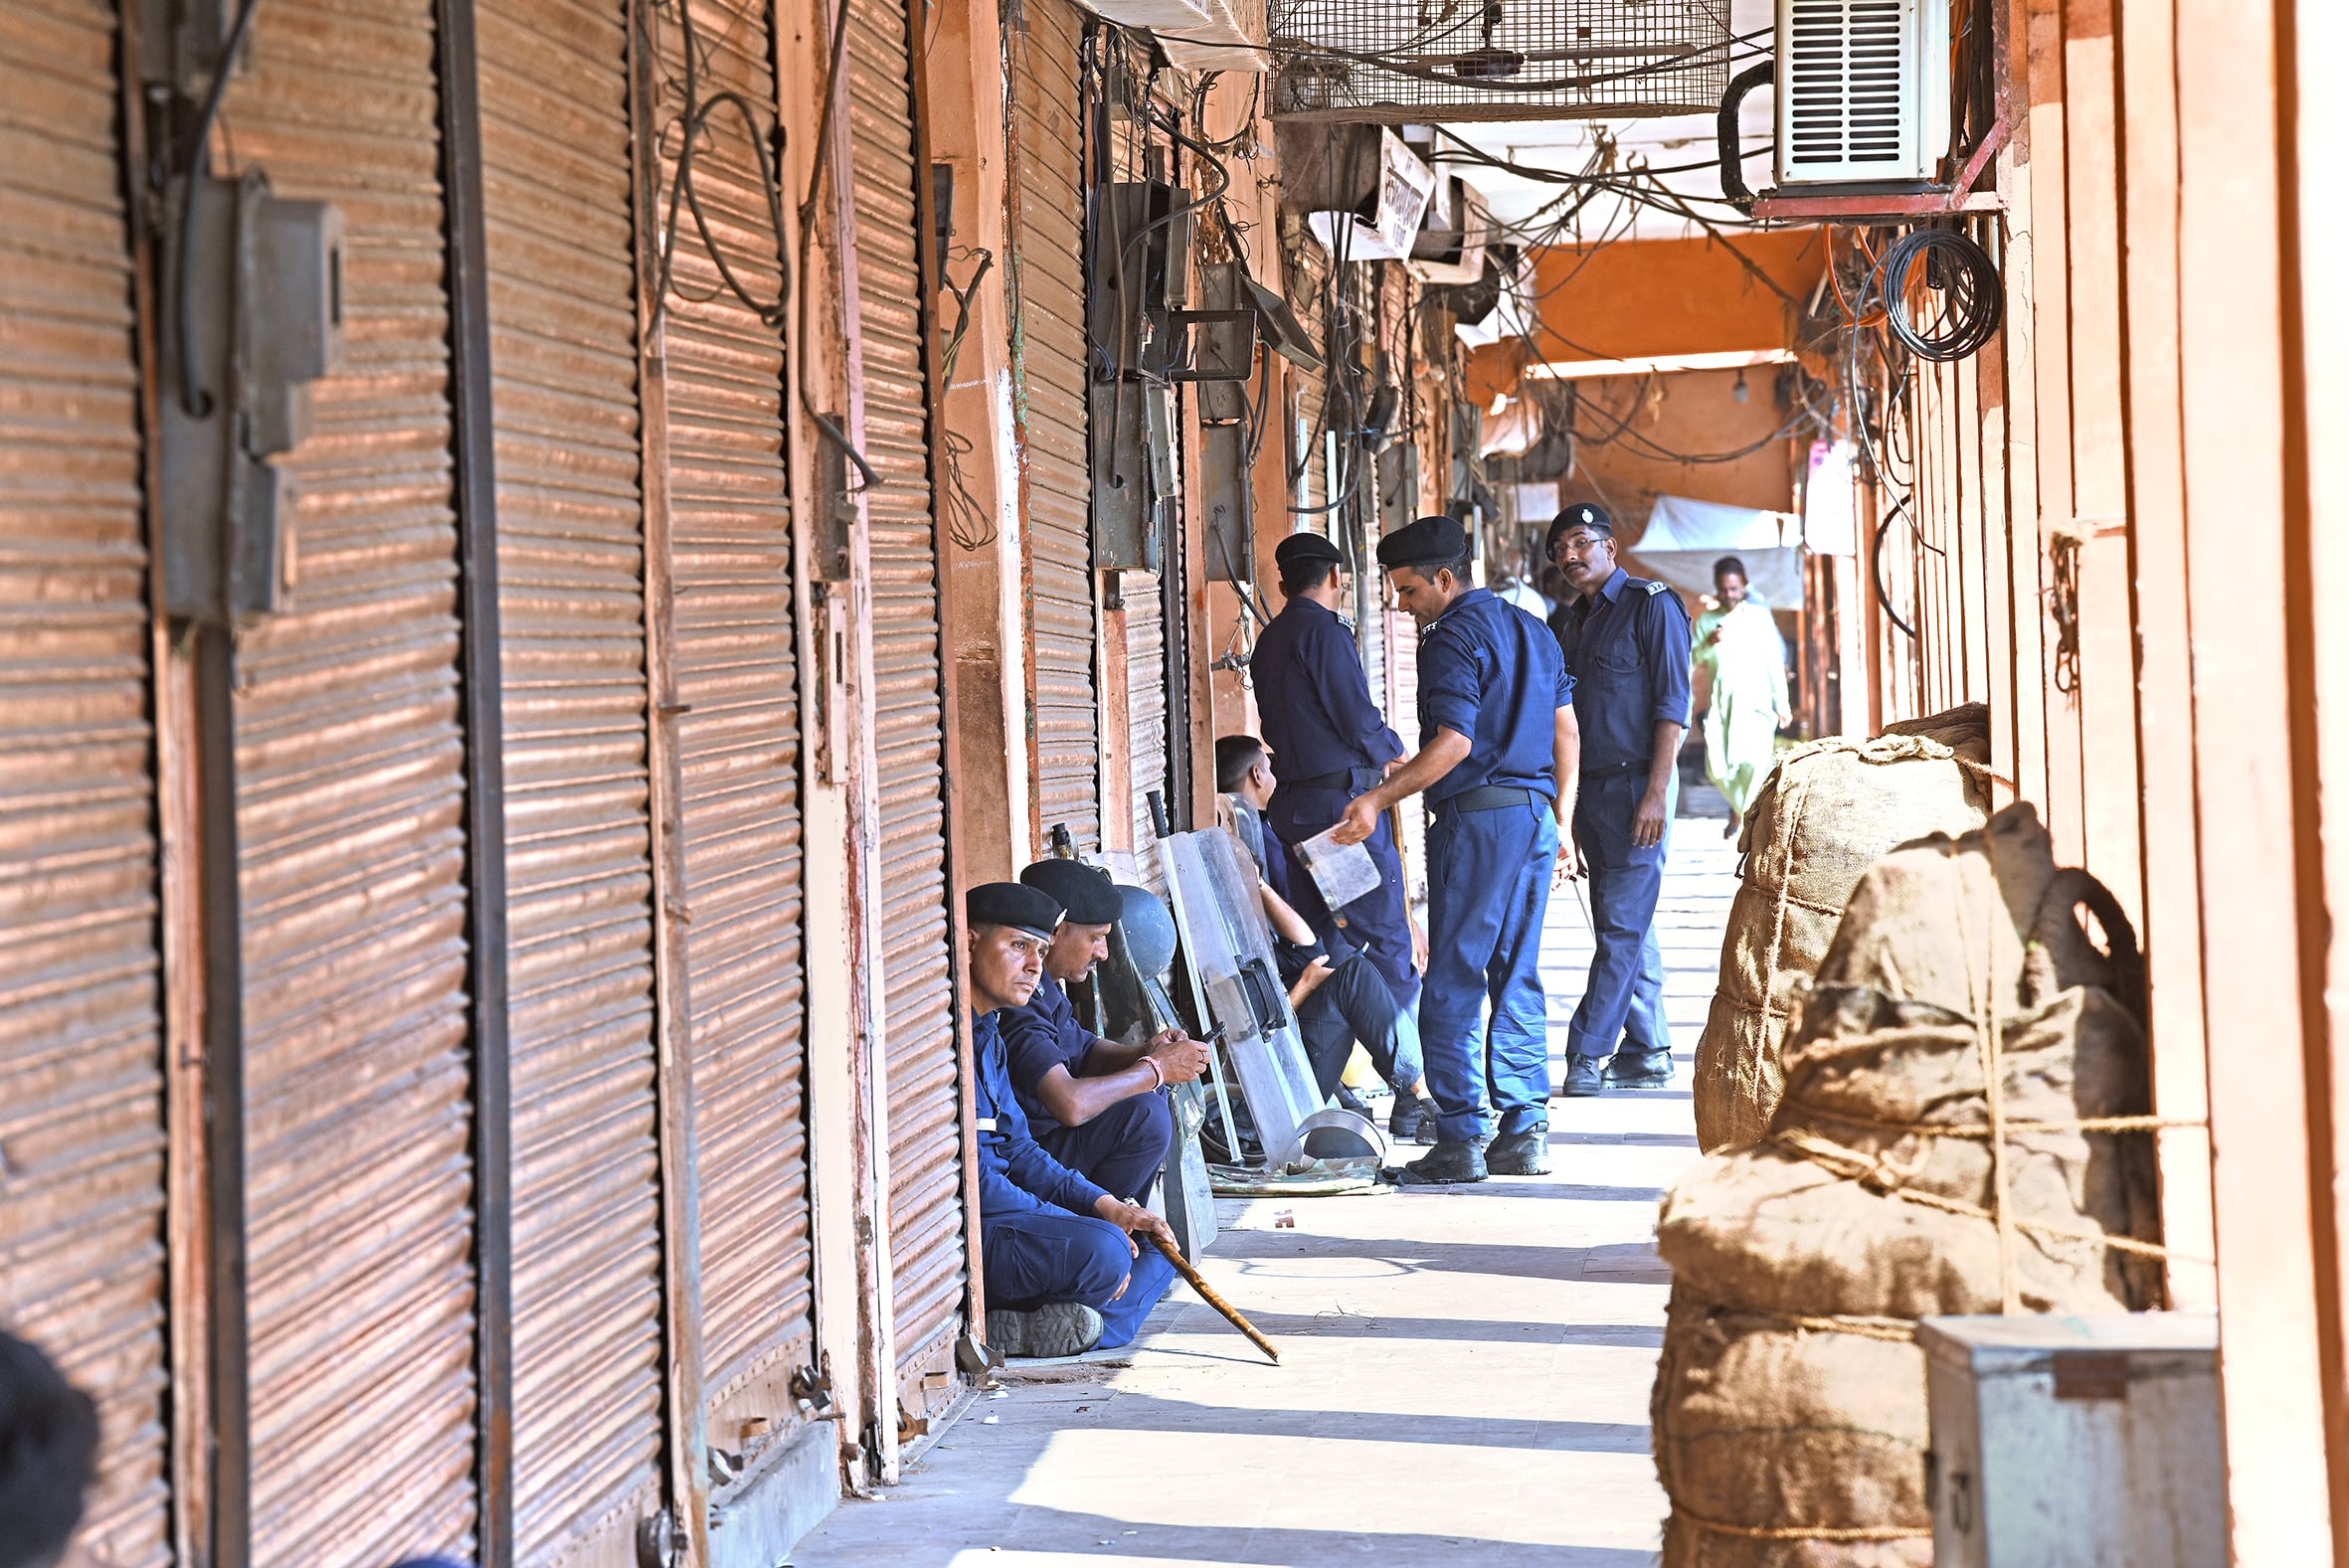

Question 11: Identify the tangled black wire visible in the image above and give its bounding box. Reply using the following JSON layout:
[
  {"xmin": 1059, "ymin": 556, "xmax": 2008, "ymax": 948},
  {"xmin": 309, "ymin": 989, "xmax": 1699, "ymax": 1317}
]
[{"xmin": 1869, "ymin": 228, "xmax": 2003, "ymax": 363}]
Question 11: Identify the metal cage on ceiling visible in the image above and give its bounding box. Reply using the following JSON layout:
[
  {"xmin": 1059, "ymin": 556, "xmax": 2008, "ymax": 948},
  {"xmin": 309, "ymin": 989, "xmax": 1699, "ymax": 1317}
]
[{"xmin": 1269, "ymin": 0, "xmax": 1732, "ymax": 122}]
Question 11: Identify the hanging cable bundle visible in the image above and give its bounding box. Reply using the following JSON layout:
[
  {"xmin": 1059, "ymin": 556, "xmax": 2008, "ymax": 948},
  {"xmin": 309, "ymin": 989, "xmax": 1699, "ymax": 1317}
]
[{"xmin": 1872, "ymin": 227, "xmax": 2004, "ymax": 362}]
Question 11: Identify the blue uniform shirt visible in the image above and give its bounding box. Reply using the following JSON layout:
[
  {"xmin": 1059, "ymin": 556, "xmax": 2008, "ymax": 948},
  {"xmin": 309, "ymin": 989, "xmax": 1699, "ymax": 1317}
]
[
  {"xmin": 973, "ymin": 1008, "xmax": 1109, "ymax": 1221},
  {"xmin": 1251, "ymin": 596, "xmax": 1403, "ymax": 784},
  {"xmin": 1548, "ymin": 568, "xmax": 1695, "ymax": 774},
  {"xmin": 1000, "ymin": 972, "xmax": 1097, "ymax": 1139},
  {"xmin": 1416, "ymin": 586, "xmax": 1575, "ymax": 807}
]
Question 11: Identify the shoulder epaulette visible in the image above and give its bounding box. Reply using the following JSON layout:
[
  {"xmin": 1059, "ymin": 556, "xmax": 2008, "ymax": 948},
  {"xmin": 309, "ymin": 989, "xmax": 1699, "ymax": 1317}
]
[{"xmin": 1640, "ymin": 579, "xmax": 1669, "ymax": 597}]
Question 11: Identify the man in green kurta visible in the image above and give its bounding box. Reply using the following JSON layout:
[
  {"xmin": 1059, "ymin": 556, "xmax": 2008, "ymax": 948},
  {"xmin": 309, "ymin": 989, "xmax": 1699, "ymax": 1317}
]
[{"xmin": 1690, "ymin": 555, "xmax": 1790, "ymax": 837}]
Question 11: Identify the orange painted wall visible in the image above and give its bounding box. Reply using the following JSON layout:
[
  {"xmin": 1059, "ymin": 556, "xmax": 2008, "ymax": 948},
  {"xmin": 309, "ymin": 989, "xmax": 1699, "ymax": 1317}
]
[{"xmin": 1465, "ymin": 229, "xmax": 1829, "ymax": 407}]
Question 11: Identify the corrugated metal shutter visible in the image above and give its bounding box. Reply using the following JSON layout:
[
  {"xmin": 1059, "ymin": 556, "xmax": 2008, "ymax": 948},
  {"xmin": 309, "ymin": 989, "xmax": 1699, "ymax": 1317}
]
[
  {"xmin": 1124, "ymin": 578, "xmax": 1168, "ymax": 873},
  {"xmin": 217, "ymin": 0, "xmax": 483, "ymax": 1554},
  {"xmin": 0, "ymin": 1, "xmax": 171, "ymax": 1562},
  {"xmin": 844, "ymin": 0, "xmax": 965, "ymax": 1408},
  {"xmin": 652, "ymin": 0, "xmax": 817, "ymax": 1454},
  {"xmin": 475, "ymin": 0, "xmax": 667, "ymax": 1556},
  {"xmin": 1386, "ymin": 608, "xmax": 1426, "ymax": 898},
  {"xmin": 1007, "ymin": 0, "xmax": 1099, "ymax": 851}
]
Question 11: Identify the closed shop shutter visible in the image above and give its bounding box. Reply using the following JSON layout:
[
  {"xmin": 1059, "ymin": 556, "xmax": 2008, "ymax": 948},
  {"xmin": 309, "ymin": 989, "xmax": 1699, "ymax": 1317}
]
[
  {"xmin": 1007, "ymin": 0, "xmax": 1100, "ymax": 851},
  {"xmin": 1124, "ymin": 578, "xmax": 1168, "ymax": 874},
  {"xmin": 475, "ymin": 0, "xmax": 667, "ymax": 1557},
  {"xmin": 651, "ymin": 0, "xmax": 817, "ymax": 1455},
  {"xmin": 1386, "ymin": 608, "xmax": 1426, "ymax": 898},
  {"xmin": 217, "ymin": 0, "xmax": 483, "ymax": 1554},
  {"xmin": 844, "ymin": 0, "xmax": 965, "ymax": 1407},
  {"xmin": 0, "ymin": 1, "xmax": 171, "ymax": 1562}
]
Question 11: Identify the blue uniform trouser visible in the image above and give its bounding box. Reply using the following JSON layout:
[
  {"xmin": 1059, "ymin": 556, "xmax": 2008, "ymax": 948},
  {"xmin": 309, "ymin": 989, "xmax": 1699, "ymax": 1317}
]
[
  {"xmin": 1270, "ymin": 784, "xmax": 1421, "ymax": 1014},
  {"xmin": 1421, "ymin": 793, "xmax": 1559, "ymax": 1144},
  {"xmin": 982, "ymin": 1210, "xmax": 1179, "ymax": 1349},
  {"xmin": 1295, "ymin": 950, "xmax": 1426, "ymax": 1099},
  {"xmin": 1566, "ymin": 770, "xmax": 1675, "ymax": 1061},
  {"xmin": 1035, "ymin": 1091, "xmax": 1173, "ymax": 1208}
]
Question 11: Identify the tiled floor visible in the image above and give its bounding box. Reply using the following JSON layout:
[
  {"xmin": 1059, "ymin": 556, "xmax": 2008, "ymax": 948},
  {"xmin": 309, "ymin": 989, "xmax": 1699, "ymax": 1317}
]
[{"xmin": 790, "ymin": 814, "xmax": 1738, "ymax": 1568}]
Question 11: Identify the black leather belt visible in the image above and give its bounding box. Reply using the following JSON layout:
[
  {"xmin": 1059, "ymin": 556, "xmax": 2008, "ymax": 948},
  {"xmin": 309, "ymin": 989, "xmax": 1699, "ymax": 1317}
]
[
  {"xmin": 1283, "ymin": 766, "xmax": 1383, "ymax": 793},
  {"xmin": 1580, "ymin": 759, "xmax": 1651, "ymax": 781},
  {"xmin": 1431, "ymin": 784, "xmax": 1540, "ymax": 819}
]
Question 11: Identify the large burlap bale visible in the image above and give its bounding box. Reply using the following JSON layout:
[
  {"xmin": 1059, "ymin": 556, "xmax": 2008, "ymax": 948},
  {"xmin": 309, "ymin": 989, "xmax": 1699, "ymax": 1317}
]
[
  {"xmin": 1653, "ymin": 805, "xmax": 2162, "ymax": 1565},
  {"xmin": 1652, "ymin": 1294, "xmax": 1932, "ymax": 1568},
  {"xmin": 1694, "ymin": 704, "xmax": 1993, "ymax": 1152}
]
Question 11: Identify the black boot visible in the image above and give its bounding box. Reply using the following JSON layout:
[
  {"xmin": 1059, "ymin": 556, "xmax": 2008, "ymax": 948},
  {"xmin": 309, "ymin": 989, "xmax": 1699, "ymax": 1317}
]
[
  {"xmin": 1604, "ymin": 1048, "xmax": 1675, "ymax": 1090},
  {"xmin": 1387, "ymin": 1092, "xmax": 1436, "ymax": 1144},
  {"xmin": 1554, "ymin": 1055, "xmax": 1607, "ymax": 1097},
  {"xmin": 1396, "ymin": 1138, "xmax": 1488, "ymax": 1185},
  {"xmin": 1485, "ymin": 1125, "xmax": 1552, "ymax": 1176}
]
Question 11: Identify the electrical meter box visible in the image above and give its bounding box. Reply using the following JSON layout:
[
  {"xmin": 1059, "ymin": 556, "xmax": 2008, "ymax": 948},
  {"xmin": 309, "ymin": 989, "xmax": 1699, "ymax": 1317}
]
[{"xmin": 1918, "ymin": 1313, "xmax": 2224, "ymax": 1568}]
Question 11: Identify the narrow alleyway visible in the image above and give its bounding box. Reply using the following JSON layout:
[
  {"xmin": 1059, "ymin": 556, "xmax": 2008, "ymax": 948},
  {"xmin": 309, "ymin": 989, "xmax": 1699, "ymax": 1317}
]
[{"xmin": 790, "ymin": 811, "xmax": 1736, "ymax": 1566}]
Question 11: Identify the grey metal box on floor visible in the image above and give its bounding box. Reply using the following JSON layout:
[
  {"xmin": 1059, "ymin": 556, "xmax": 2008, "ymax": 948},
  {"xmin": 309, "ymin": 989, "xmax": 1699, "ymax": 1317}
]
[{"xmin": 1918, "ymin": 1312, "xmax": 2224, "ymax": 1567}]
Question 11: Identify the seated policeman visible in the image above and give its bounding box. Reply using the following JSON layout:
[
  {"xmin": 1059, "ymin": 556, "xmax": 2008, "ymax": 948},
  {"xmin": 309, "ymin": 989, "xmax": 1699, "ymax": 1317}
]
[
  {"xmin": 1006, "ymin": 858, "xmax": 1212, "ymax": 1205},
  {"xmin": 969, "ymin": 882, "xmax": 1179, "ymax": 1357}
]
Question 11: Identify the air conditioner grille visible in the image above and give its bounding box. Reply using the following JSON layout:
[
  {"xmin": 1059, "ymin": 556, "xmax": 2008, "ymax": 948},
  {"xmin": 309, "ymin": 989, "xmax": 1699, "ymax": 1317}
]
[{"xmin": 1777, "ymin": 0, "xmax": 1945, "ymax": 184}]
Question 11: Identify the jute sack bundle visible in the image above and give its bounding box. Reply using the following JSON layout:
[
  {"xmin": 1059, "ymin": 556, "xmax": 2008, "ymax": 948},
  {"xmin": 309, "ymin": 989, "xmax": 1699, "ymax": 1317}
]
[
  {"xmin": 1694, "ymin": 703, "xmax": 1993, "ymax": 1153},
  {"xmin": 1652, "ymin": 805, "xmax": 2164, "ymax": 1564}
]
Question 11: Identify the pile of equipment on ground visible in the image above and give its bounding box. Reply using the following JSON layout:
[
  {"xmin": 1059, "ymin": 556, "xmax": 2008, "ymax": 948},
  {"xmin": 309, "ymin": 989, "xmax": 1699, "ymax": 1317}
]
[
  {"xmin": 1653, "ymin": 798, "xmax": 2166, "ymax": 1563},
  {"xmin": 1695, "ymin": 704, "xmax": 1996, "ymax": 1152}
]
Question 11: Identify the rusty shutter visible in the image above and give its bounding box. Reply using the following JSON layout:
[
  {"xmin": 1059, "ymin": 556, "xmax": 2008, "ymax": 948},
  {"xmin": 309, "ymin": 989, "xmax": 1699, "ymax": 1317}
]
[
  {"xmin": 214, "ymin": 6, "xmax": 483, "ymax": 1556},
  {"xmin": 650, "ymin": 0, "xmax": 818, "ymax": 1457},
  {"xmin": 1008, "ymin": 0, "xmax": 1100, "ymax": 851},
  {"xmin": 474, "ymin": 0, "xmax": 668, "ymax": 1557},
  {"xmin": 845, "ymin": 0, "xmax": 966, "ymax": 1408},
  {"xmin": 0, "ymin": 1, "xmax": 171, "ymax": 1562}
]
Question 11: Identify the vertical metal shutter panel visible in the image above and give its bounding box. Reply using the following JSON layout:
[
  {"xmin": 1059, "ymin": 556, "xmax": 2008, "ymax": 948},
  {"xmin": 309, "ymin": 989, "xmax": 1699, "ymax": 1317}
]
[
  {"xmin": 475, "ymin": 0, "xmax": 668, "ymax": 1556},
  {"xmin": 216, "ymin": 2, "xmax": 481, "ymax": 1557},
  {"xmin": 1387, "ymin": 609, "xmax": 1426, "ymax": 894},
  {"xmin": 1008, "ymin": 0, "xmax": 1099, "ymax": 851},
  {"xmin": 844, "ymin": 0, "xmax": 964, "ymax": 1394},
  {"xmin": 1124, "ymin": 576, "xmax": 1167, "ymax": 878},
  {"xmin": 0, "ymin": 1, "xmax": 170, "ymax": 1562},
  {"xmin": 652, "ymin": 0, "xmax": 817, "ymax": 1438}
]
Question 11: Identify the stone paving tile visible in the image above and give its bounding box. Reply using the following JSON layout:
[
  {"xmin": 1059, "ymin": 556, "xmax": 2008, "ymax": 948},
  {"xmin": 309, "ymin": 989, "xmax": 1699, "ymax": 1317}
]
[{"xmin": 790, "ymin": 818, "xmax": 1734, "ymax": 1567}]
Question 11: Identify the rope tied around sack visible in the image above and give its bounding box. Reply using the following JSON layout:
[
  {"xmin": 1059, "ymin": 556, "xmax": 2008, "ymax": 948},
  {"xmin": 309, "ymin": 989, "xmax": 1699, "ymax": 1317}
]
[
  {"xmin": 1679, "ymin": 1508, "xmax": 1932, "ymax": 1542},
  {"xmin": 1768, "ymin": 866, "xmax": 2212, "ymax": 1272}
]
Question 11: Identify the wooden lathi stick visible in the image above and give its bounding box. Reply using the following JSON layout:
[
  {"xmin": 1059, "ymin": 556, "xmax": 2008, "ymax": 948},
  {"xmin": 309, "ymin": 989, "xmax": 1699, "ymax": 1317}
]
[{"xmin": 1149, "ymin": 1231, "xmax": 1279, "ymax": 1364}]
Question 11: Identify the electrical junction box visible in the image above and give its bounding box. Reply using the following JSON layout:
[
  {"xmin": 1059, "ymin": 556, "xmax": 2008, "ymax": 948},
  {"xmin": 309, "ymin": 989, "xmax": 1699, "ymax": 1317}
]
[
  {"xmin": 1918, "ymin": 1313, "xmax": 2224, "ymax": 1568},
  {"xmin": 1775, "ymin": 0, "xmax": 1951, "ymax": 187}
]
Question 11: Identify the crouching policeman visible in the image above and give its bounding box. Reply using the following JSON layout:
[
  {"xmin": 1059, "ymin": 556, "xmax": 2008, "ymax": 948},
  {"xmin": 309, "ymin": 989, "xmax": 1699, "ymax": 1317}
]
[
  {"xmin": 1004, "ymin": 856, "xmax": 1211, "ymax": 1204},
  {"xmin": 967, "ymin": 882, "xmax": 1177, "ymax": 1358},
  {"xmin": 1333, "ymin": 515, "xmax": 1580, "ymax": 1184}
]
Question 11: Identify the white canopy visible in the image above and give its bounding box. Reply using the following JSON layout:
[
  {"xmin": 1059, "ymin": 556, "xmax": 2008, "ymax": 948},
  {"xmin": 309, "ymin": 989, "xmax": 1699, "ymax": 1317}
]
[{"xmin": 1626, "ymin": 494, "xmax": 1804, "ymax": 609}]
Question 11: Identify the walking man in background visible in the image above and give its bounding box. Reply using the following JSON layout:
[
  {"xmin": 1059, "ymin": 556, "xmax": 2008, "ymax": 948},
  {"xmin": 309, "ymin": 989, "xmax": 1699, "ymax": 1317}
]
[
  {"xmin": 1247, "ymin": 531, "xmax": 1422, "ymax": 1013},
  {"xmin": 1546, "ymin": 503, "xmax": 1693, "ymax": 1096},
  {"xmin": 1334, "ymin": 514, "xmax": 1579, "ymax": 1185},
  {"xmin": 1690, "ymin": 554, "xmax": 1790, "ymax": 838}
]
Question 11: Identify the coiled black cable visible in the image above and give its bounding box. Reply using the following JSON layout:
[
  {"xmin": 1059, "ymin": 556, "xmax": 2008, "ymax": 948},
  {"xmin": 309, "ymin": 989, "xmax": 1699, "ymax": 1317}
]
[{"xmin": 1872, "ymin": 227, "xmax": 2003, "ymax": 362}]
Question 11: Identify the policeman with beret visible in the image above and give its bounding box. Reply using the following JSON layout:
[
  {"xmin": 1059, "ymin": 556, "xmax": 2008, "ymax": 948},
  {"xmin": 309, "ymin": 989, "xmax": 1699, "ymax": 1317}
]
[
  {"xmin": 1332, "ymin": 514, "xmax": 1580, "ymax": 1184},
  {"xmin": 1246, "ymin": 530, "xmax": 1422, "ymax": 1014},
  {"xmin": 1001, "ymin": 857, "xmax": 1211, "ymax": 1204},
  {"xmin": 1545, "ymin": 504, "xmax": 1694, "ymax": 1095},
  {"xmin": 965, "ymin": 881, "xmax": 1178, "ymax": 1357}
]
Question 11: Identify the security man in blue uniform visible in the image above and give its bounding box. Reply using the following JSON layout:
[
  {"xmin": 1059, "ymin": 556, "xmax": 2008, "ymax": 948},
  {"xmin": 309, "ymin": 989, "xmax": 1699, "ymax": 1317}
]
[
  {"xmin": 1333, "ymin": 515, "xmax": 1580, "ymax": 1184},
  {"xmin": 1248, "ymin": 531, "xmax": 1420, "ymax": 1012},
  {"xmin": 1545, "ymin": 503, "xmax": 1693, "ymax": 1095},
  {"xmin": 966, "ymin": 881, "xmax": 1178, "ymax": 1358},
  {"xmin": 1001, "ymin": 857, "xmax": 1210, "ymax": 1204}
]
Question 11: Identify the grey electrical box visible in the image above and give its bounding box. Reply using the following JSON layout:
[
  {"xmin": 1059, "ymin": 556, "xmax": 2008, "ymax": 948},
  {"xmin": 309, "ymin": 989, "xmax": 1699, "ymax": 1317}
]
[
  {"xmin": 1199, "ymin": 420, "xmax": 1252, "ymax": 583},
  {"xmin": 1091, "ymin": 380, "xmax": 1174, "ymax": 574},
  {"xmin": 159, "ymin": 169, "xmax": 345, "ymax": 621},
  {"xmin": 1919, "ymin": 1313, "xmax": 2224, "ymax": 1568}
]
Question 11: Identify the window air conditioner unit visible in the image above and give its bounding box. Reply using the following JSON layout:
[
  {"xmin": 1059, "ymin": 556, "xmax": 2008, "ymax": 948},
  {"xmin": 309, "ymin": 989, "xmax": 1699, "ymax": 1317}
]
[{"xmin": 1774, "ymin": 0, "xmax": 1949, "ymax": 188}]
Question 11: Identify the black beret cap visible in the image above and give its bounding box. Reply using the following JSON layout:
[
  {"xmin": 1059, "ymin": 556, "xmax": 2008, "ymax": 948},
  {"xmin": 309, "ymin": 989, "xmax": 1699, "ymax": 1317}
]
[
  {"xmin": 1376, "ymin": 513, "xmax": 1467, "ymax": 570},
  {"xmin": 967, "ymin": 881, "xmax": 1063, "ymax": 940},
  {"xmin": 1546, "ymin": 502, "xmax": 1613, "ymax": 552},
  {"xmin": 1273, "ymin": 532, "xmax": 1344, "ymax": 570},
  {"xmin": 1020, "ymin": 858, "xmax": 1122, "ymax": 926}
]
